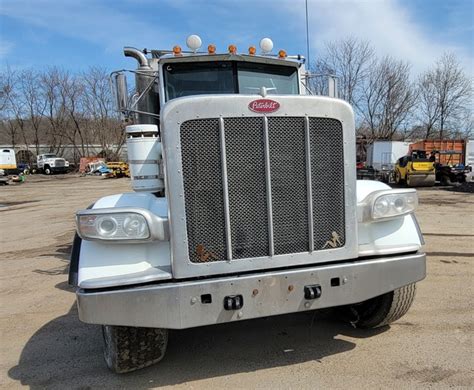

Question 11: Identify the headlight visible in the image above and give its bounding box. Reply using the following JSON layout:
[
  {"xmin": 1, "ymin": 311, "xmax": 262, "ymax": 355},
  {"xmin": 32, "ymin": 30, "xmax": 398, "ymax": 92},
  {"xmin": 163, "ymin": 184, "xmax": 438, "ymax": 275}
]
[
  {"xmin": 359, "ymin": 189, "xmax": 418, "ymax": 222},
  {"xmin": 76, "ymin": 208, "xmax": 169, "ymax": 242}
]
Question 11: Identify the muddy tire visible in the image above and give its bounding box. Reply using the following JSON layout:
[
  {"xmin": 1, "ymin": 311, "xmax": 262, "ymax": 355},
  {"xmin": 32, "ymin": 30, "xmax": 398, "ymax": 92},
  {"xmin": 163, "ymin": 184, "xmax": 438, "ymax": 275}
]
[
  {"xmin": 345, "ymin": 284, "xmax": 417, "ymax": 329},
  {"xmin": 102, "ymin": 325, "xmax": 168, "ymax": 373},
  {"xmin": 44, "ymin": 166, "xmax": 52, "ymax": 175}
]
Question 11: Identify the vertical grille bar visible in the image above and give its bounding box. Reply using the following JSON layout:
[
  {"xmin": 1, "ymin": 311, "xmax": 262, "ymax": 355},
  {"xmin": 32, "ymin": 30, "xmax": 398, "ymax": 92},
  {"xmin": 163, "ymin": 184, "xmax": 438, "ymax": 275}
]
[
  {"xmin": 263, "ymin": 116, "xmax": 274, "ymax": 256},
  {"xmin": 304, "ymin": 116, "xmax": 314, "ymax": 252},
  {"xmin": 219, "ymin": 117, "xmax": 232, "ymax": 261}
]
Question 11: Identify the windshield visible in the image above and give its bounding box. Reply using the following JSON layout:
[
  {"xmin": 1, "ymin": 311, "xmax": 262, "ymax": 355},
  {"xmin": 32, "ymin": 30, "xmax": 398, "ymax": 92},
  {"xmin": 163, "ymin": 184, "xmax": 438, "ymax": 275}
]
[
  {"xmin": 43, "ymin": 154, "xmax": 57, "ymax": 158},
  {"xmin": 164, "ymin": 61, "xmax": 299, "ymax": 101}
]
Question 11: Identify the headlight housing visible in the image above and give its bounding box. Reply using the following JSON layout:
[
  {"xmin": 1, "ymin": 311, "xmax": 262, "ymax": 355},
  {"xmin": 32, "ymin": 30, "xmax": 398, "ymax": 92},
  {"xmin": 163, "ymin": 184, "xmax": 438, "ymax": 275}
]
[
  {"xmin": 76, "ymin": 208, "xmax": 168, "ymax": 242},
  {"xmin": 359, "ymin": 189, "xmax": 418, "ymax": 222}
]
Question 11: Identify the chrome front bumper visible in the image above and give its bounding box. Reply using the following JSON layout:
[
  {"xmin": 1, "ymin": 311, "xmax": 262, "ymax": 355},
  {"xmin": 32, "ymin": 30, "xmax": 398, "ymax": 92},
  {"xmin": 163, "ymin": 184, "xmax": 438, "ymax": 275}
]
[{"xmin": 77, "ymin": 252, "xmax": 426, "ymax": 329}]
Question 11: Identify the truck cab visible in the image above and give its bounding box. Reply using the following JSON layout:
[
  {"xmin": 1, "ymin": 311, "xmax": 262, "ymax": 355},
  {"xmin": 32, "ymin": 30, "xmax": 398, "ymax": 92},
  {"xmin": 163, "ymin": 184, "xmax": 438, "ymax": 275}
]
[
  {"xmin": 70, "ymin": 36, "xmax": 426, "ymax": 373},
  {"xmin": 37, "ymin": 153, "xmax": 70, "ymax": 175}
]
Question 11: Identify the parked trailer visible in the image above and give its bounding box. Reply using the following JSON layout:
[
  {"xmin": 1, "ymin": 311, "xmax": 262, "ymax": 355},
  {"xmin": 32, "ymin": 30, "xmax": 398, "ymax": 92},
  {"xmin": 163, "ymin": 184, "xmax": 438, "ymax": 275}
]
[
  {"xmin": 466, "ymin": 140, "xmax": 474, "ymax": 182},
  {"xmin": 366, "ymin": 141, "xmax": 411, "ymax": 172},
  {"xmin": 409, "ymin": 140, "xmax": 466, "ymax": 165},
  {"xmin": 0, "ymin": 148, "xmax": 18, "ymax": 175}
]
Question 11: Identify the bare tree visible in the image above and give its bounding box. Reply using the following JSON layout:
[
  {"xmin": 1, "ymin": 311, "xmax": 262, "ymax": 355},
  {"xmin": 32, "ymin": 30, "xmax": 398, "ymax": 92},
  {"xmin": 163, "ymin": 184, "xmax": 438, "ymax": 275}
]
[
  {"xmin": 360, "ymin": 56, "xmax": 416, "ymax": 140},
  {"xmin": 311, "ymin": 37, "xmax": 374, "ymax": 107},
  {"xmin": 60, "ymin": 72, "xmax": 89, "ymax": 157},
  {"xmin": 81, "ymin": 67, "xmax": 125, "ymax": 159},
  {"xmin": 19, "ymin": 70, "xmax": 47, "ymax": 154},
  {"xmin": 41, "ymin": 68, "xmax": 70, "ymax": 153},
  {"xmin": 418, "ymin": 53, "xmax": 472, "ymax": 139},
  {"xmin": 0, "ymin": 68, "xmax": 18, "ymax": 147}
]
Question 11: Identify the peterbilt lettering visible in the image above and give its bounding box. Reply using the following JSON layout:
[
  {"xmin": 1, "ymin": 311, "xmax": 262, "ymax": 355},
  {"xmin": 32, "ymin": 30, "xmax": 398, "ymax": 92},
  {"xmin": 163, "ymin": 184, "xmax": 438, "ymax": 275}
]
[
  {"xmin": 71, "ymin": 36, "xmax": 426, "ymax": 374},
  {"xmin": 248, "ymin": 99, "xmax": 280, "ymax": 113}
]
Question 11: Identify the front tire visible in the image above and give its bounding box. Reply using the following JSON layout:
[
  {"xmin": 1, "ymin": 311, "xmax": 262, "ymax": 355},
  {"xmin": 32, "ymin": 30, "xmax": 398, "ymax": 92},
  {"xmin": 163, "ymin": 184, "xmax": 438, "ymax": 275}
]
[
  {"xmin": 343, "ymin": 284, "xmax": 416, "ymax": 328},
  {"xmin": 44, "ymin": 166, "xmax": 52, "ymax": 175},
  {"xmin": 102, "ymin": 325, "xmax": 168, "ymax": 373}
]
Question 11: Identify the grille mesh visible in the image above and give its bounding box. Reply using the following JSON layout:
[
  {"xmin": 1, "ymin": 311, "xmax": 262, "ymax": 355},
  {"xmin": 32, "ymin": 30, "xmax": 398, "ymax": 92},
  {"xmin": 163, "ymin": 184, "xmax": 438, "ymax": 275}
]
[
  {"xmin": 180, "ymin": 119, "xmax": 226, "ymax": 262},
  {"xmin": 268, "ymin": 117, "xmax": 309, "ymax": 254},
  {"xmin": 309, "ymin": 118, "xmax": 345, "ymax": 249},
  {"xmin": 180, "ymin": 116, "xmax": 345, "ymax": 263},
  {"xmin": 224, "ymin": 117, "xmax": 269, "ymax": 259}
]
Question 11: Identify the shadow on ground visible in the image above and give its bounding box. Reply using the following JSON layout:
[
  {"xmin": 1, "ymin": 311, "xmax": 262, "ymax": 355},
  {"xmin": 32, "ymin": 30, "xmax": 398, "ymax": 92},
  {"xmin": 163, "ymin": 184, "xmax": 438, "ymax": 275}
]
[{"xmin": 8, "ymin": 305, "xmax": 387, "ymax": 389}]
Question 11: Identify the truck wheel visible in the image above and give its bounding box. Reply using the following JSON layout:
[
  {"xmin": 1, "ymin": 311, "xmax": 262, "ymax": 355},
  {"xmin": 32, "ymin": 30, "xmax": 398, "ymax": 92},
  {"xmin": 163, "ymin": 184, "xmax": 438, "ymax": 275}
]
[
  {"xmin": 102, "ymin": 325, "xmax": 168, "ymax": 373},
  {"xmin": 344, "ymin": 283, "xmax": 416, "ymax": 328},
  {"xmin": 44, "ymin": 166, "xmax": 52, "ymax": 175}
]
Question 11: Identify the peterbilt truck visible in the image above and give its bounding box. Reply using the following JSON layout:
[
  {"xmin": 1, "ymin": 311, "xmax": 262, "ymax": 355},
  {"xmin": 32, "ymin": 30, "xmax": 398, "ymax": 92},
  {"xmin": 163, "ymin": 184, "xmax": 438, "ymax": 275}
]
[{"xmin": 70, "ymin": 36, "xmax": 426, "ymax": 373}]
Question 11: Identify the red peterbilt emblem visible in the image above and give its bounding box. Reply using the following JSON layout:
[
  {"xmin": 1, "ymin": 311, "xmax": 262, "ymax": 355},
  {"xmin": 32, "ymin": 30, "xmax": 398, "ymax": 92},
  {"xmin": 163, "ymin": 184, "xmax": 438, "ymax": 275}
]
[{"xmin": 248, "ymin": 99, "xmax": 280, "ymax": 113}]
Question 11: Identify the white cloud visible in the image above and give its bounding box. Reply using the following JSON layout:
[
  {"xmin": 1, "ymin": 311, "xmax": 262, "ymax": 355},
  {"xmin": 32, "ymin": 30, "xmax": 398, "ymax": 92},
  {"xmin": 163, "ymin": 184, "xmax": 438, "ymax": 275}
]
[
  {"xmin": 0, "ymin": 0, "xmax": 176, "ymax": 53},
  {"xmin": 282, "ymin": 0, "xmax": 473, "ymax": 76}
]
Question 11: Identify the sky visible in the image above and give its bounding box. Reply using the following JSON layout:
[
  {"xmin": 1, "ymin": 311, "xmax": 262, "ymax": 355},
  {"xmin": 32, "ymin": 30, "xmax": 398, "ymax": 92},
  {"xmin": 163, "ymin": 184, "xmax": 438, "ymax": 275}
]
[{"xmin": 0, "ymin": 0, "xmax": 473, "ymax": 77}]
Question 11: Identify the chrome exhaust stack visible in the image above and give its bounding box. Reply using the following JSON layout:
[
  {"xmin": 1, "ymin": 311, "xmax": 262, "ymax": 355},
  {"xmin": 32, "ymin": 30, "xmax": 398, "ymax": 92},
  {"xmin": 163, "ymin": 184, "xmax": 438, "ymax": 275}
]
[{"xmin": 121, "ymin": 47, "xmax": 159, "ymax": 126}]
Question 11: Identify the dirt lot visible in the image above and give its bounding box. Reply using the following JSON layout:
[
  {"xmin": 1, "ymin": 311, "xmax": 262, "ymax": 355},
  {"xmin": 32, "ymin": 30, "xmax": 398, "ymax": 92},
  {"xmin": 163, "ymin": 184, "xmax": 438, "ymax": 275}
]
[{"xmin": 0, "ymin": 175, "xmax": 472, "ymax": 389}]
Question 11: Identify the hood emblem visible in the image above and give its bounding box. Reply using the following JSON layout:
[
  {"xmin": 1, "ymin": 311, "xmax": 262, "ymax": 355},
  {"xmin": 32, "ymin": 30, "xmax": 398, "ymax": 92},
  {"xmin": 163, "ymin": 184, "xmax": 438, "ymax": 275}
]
[
  {"xmin": 323, "ymin": 232, "xmax": 342, "ymax": 249},
  {"xmin": 248, "ymin": 99, "xmax": 280, "ymax": 113}
]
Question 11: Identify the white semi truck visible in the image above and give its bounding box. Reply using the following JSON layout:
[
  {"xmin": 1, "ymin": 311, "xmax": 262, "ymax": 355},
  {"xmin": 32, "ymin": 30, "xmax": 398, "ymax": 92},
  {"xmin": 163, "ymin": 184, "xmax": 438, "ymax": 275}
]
[{"xmin": 70, "ymin": 36, "xmax": 426, "ymax": 373}]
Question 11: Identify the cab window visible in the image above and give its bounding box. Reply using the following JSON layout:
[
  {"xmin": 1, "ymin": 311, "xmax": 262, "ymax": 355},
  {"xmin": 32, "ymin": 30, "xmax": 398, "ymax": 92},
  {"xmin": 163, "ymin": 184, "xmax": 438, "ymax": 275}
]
[{"xmin": 164, "ymin": 60, "xmax": 299, "ymax": 101}]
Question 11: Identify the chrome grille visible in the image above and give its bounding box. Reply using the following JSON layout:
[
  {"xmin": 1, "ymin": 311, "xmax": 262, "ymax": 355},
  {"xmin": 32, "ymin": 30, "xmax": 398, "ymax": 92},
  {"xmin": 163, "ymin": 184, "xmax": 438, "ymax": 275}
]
[
  {"xmin": 309, "ymin": 118, "xmax": 345, "ymax": 249},
  {"xmin": 268, "ymin": 117, "xmax": 309, "ymax": 255},
  {"xmin": 180, "ymin": 116, "xmax": 345, "ymax": 263},
  {"xmin": 225, "ymin": 117, "xmax": 269, "ymax": 259},
  {"xmin": 180, "ymin": 119, "xmax": 227, "ymax": 262}
]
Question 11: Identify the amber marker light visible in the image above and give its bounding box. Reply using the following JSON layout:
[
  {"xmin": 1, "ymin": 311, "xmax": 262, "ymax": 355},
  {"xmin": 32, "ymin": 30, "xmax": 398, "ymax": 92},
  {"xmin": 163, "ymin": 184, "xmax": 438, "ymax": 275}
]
[
  {"xmin": 278, "ymin": 49, "xmax": 287, "ymax": 58},
  {"xmin": 172, "ymin": 45, "xmax": 182, "ymax": 56},
  {"xmin": 248, "ymin": 46, "xmax": 256, "ymax": 55},
  {"xmin": 228, "ymin": 44, "xmax": 237, "ymax": 54},
  {"xmin": 208, "ymin": 44, "xmax": 216, "ymax": 54}
]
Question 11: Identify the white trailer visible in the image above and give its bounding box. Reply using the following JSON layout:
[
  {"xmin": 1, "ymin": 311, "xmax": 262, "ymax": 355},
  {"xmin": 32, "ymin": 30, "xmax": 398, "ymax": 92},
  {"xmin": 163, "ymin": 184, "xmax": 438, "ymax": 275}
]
[
  {"xmin": 366, "ymin": 141, "xmax": 410, "ymax": 171},
  {"xmin": 0, "ymin": 148, "xmax": 17, "ymax": 174},
  {"xmin": 466, "ymin": 140, "xmax": 474, "ymax": 182}
]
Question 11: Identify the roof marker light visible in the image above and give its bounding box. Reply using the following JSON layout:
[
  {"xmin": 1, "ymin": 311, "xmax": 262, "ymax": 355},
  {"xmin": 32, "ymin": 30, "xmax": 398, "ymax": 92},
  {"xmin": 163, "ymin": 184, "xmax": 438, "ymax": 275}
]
[
  {"xmin": 278, "ymin": 49, "xmax": 287, "ymax": 58},
  {"xmin": 259, "ymin": 38, "xmax": 273, "ymax": 53},
  {"xmin": 186, "ymin": 34, "xmax": 202, "ymax": 52},
  {"xmin": 208, "ymin": 44, "xmax": 216, "ymax": 54},
  {"xmin": 248, "ymin": 46, "xmax": 256, "ymax": 55},
  {"xmin": 228, "ymin": 44, "xmax": 237, "ymax": 54},
  {"xmin": 172, "ymin": 45, "xmax": 182, "ymax": 56}
]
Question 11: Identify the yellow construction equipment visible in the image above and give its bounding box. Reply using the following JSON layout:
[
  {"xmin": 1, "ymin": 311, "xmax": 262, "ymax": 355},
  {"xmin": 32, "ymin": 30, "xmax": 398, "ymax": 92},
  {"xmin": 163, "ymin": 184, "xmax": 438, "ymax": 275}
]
[
  {"xmin": 105, "ymin": 162, "xmax": 130, "ymax": 178},
  {"xmin": 394, "ymin": 150, "xmax": 435, "ymax": 187}
]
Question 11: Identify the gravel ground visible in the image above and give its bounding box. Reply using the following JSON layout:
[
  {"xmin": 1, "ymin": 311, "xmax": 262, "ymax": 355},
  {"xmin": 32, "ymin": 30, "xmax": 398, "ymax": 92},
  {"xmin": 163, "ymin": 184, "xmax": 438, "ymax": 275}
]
[{"xmin": 0, "ymin": 175, "xmax": 472, "ymax": 389}]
